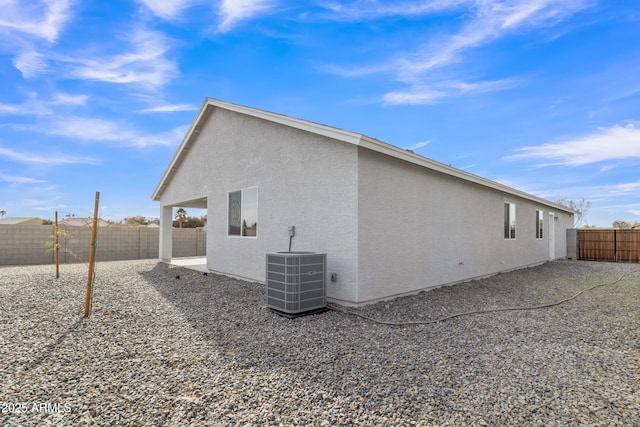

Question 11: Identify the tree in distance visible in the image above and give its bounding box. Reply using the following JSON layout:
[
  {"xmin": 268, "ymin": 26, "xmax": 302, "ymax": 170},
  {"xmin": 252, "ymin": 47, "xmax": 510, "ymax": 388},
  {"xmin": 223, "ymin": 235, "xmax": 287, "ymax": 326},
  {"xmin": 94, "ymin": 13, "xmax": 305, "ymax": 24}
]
[{"xmin": 556, "ymin": 198, "xmax": 590, "ymax": 227}]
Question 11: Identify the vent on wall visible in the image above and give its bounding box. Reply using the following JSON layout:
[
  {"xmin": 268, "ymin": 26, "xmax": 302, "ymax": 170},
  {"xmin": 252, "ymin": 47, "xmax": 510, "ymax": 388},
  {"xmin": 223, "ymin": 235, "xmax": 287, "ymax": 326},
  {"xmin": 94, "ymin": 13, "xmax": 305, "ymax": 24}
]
[{"xmin": 266, "ymin": 252, "xmax": 327, "ymax": 316}]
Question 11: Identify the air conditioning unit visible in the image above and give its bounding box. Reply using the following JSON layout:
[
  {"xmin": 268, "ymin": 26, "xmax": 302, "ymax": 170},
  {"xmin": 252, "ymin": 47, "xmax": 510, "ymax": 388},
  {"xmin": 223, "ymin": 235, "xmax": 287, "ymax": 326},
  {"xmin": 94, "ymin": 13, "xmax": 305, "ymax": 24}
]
[{"xmin": 266, "ymin": 252, "xmax": 327, "ymax": 317}]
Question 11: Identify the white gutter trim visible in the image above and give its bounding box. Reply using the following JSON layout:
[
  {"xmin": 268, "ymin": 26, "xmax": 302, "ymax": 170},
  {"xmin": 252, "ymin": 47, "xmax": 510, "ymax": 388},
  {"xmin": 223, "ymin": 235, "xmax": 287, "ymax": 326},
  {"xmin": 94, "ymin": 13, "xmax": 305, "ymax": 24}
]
[
  {"xmin": 358, "ymin": 136, "xmax": 572, "ymax": 213},
  {"xmin": 152, "ymin": 98, "xmax": 574, "ymax": 215}
]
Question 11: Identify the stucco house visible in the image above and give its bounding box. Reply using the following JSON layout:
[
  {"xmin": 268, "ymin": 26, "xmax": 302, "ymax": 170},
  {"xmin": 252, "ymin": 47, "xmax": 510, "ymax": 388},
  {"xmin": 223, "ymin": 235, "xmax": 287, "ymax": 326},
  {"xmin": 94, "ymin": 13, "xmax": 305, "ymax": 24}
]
[{"xmin": 152, "ymin": 98, "xmax": 574, "ymax": 306}]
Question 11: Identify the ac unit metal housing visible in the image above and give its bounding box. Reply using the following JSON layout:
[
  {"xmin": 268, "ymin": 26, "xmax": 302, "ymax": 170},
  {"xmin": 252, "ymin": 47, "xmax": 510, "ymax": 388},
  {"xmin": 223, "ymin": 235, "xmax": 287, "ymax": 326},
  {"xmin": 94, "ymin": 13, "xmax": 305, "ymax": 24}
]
[{"xmin": 266, "ymin": 252, "xmax": 326, "ymax": 316}]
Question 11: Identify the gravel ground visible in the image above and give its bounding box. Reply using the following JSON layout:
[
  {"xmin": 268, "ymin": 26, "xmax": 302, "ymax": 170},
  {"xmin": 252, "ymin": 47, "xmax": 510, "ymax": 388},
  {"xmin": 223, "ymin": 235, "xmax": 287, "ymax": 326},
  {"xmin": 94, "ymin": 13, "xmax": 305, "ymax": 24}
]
[{"xmin": 1, "ymin": 259, "xmax": 639, "ymax": 426}]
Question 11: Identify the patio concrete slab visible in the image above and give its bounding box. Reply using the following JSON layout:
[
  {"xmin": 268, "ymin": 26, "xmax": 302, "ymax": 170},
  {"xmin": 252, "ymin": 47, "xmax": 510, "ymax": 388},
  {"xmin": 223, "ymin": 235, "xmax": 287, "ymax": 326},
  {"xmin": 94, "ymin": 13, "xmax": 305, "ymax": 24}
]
[{"xmin": 169, "ymin": 256, "xmax": 208, "ymax": 272}]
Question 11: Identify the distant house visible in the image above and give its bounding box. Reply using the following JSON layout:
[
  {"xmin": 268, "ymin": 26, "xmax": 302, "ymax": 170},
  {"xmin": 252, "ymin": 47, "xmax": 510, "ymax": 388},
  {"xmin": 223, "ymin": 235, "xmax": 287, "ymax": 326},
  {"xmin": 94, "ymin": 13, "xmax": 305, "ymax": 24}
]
[
  {"xmin": 0, "ymin": 217, "xmax": 43, "ymax": 225},
  {"xmin": 152, "ymin": 98, "xmax": 574, "ymax": 306},
  {"xmin": 59, "ymin": 217, "xmax": 111, "ymax": 227}
]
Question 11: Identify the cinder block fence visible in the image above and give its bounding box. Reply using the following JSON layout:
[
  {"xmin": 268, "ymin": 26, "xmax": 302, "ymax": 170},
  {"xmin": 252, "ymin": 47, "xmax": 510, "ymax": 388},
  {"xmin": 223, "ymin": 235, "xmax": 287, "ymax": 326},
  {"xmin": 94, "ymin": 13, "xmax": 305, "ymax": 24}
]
[{"xmin": 0, "ymin": 225, "xmax": 205, "ymax": 266}]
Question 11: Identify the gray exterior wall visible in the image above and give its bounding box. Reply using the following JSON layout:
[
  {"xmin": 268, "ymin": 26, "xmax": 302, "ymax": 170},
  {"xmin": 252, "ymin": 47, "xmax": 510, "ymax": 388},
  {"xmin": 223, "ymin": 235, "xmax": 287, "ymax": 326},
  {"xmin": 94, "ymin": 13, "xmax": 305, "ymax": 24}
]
[
  {"xmin": 159, "ymin": 108, "xmax": 360, "ymax": 303},
  {"xmin": 566, "ymin": 228, "xmax": 578, "ymax": 260},
  {"xmin": 156, "ymin": 101, "xmax": 574, "ymax": 306},
  {"xmin": 356, "ymin": 148, "xmax": 572, "ymax": 304},
  {"xmin": 0, "ymin": 225, "xmax": 204, "ymax": 266}
]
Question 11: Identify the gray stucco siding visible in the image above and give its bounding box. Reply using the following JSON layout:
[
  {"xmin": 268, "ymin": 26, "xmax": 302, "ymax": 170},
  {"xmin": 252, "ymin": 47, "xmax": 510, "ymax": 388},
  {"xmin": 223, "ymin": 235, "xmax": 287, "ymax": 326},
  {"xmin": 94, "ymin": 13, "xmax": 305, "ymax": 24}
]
[
  {"xmin": 163, "ymin": 108, "xmax": 360, "ymax": 302},
  {"xmin": 156, "ymin": 99, "xmax": 574, "ymax": 306},
  {"xmin": 356, "ymin": 147, "xmax": 569, "ymax": 304}
]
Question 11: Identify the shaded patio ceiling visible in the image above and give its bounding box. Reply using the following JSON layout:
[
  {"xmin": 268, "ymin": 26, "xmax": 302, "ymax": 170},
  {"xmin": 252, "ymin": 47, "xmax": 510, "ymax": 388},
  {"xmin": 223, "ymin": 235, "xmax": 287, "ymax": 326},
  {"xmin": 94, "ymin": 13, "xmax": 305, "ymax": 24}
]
[{"xmin": 168, "ymin": 197, "xmax": 207, "ymax": 209}]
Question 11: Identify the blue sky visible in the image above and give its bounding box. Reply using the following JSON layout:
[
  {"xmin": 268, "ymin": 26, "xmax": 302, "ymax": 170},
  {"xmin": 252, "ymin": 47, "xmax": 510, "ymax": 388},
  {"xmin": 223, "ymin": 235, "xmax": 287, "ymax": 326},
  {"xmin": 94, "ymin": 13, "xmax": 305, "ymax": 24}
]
[{"xmin": 0, "ymin": 0, "xmax": 639, "ymax": 227}]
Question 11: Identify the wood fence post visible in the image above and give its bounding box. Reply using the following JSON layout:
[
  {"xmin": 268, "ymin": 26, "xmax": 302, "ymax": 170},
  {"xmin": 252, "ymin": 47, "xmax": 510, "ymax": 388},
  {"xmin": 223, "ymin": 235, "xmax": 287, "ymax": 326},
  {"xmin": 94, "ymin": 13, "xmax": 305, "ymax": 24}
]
[{"xmin": 84, "ymin": 192, "xmax": 100, "ymax": 318}]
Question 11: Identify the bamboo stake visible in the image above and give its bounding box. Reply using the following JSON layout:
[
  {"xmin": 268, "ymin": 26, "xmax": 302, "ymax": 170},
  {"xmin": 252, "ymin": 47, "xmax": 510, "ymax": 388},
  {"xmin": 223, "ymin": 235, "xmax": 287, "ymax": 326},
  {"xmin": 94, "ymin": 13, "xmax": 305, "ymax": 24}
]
[
  {"xmin": 55, "ymin": 211, "xmax": 59, "ymax": 279},
  {"xmin": 84, "ymin": 192, "xmax": 100, "ymax": 318}
]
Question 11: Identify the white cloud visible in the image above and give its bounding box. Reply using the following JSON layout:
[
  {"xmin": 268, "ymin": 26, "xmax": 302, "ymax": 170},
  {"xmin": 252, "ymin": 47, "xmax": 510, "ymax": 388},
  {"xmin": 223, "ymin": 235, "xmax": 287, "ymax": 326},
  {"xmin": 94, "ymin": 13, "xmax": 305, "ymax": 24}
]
[
  {"xmin": 321, "ymin": 0, "xmax": 469, "ymax": 21},
  {"xmin": 0, "ymin": 174, "xmax": 46, "ymax": 184},
  {"xmin": 13, "ymin": 50, "xmax": 48, "ymax": 78},
  {"xmin": 506, "ymin": 124, "xmax": 640, "ymax": 166},
  {"xmin": 131, "ymin": 125, "xmax": 189, "ymax": 147},
  {"xmin": 0, "ymin": 0, "xmax": 72, "ymax": 42},
  {"xmin": 137, "ymin": 0, "xmax": 191, "ymax": 20},
  {"xmin": 49, "ymin": 92, "xmax": 88, "ymax": 105},
  {"xmin": 384, "ymin": 88, "xmax": 447, "ymax": 105},
  {"xmin": 0, "ymin": 103, "xmax": 26, "ymax": 115},
  {"xmin": 324, "ymin": 0, "xmax": 590, "ymax": 104},
  {"xmin": 0, "ymin": 98, "xmax": 50, "ymax": 115},
  {"xmin": 23, "ymin": 195, "xmax": 68, "ymax": 212},
  {"xmin": 394, "ymin": 0, "xmax": 589, "ymax": 80},
  {"xmin": 37, "ymin": 116, "xmax": 186, "ymax": 147},
  {"xmin": 405, "ymin": 140, "xmax": 431, "ymax": 151},
  {"xmin": 0, "ymin": 92, "xmax": 86, "ymax": 116},
  {"xmin": 324, "ymin": 0, "xmax": 589, "ymax": 78},
  {"xmin": 0, "ymin": 146, "xmax": 96, "ymax": 166},
  {"xmin": 47, "ymin": 117, "xmax": 137, "ymax": 141},
  {"xmin": 383, "ymin": 78, "xmax": 516, "ymax": 105},
  {"xmin": 63, "ymin": 28, "xmax": 177, "ymax": 89},
  {"xmin": 319, "ymin": 62, "xmax": 393, "ymax": 78},
  {"xmin": 605, "ymin": 181, "xmax": 640, "ymax": 194},
  {"xmin": 217, "ymin": 0, "xmax": 275, "ymax": 33},
  {"xmin": 139, "ymin": 104, "xmax": 199, "ymax": 113}
]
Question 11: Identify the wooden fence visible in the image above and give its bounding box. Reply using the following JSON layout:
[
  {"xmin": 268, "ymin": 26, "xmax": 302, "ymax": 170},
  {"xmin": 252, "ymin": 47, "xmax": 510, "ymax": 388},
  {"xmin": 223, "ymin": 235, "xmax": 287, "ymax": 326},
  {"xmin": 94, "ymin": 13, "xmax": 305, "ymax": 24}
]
[{"xmin": 577, "ymin": 229, "xmax": 640, "ymax": 262}]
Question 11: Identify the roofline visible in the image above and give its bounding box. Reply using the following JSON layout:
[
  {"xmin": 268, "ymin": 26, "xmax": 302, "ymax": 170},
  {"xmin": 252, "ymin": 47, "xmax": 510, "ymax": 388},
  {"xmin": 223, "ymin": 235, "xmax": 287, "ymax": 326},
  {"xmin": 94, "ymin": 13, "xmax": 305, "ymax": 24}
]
[
  {"xmin": 151, "ymin": 98, "xmax": 364, "ymax": 201},
  {"xmin": 358, "ymin": 136, "xmax": 573, "ymax": 213},
  {"xmin": 152, "ymin": 98, "xmax": 574, "ymax": 215}
]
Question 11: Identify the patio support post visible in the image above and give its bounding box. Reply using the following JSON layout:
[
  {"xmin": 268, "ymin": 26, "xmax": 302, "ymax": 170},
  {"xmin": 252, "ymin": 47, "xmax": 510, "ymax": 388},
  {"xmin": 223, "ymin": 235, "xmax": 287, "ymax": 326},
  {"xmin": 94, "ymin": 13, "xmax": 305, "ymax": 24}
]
[{"xmin": 160, "ymin": 204, "xmax": 173, "ymax": 262}]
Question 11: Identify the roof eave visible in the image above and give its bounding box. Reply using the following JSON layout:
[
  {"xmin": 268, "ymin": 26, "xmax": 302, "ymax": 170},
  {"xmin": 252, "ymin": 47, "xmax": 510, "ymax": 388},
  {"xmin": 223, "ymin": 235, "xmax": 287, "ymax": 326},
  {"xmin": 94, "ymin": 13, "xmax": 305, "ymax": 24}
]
[
  {"xmin": 152, "ymin": 98, "xmax": 364, "ymax": 201},
  {"xmin": 151, "ymin": 98, "xmax": 212, "ymax": 201},
  {"xmin": 152, "ymin": 98, "xmax": 573, "ymax": 216},
  {"xmin": 358, "ymin": 136, "xmax": 574, "ymax": 214}
]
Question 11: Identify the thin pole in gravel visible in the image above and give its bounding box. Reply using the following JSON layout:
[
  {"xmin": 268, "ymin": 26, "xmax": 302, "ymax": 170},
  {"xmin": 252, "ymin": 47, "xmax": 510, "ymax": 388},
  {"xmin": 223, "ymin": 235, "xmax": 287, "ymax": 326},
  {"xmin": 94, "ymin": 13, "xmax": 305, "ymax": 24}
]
[
  {"xmin": 84, "ymin": 191, "xmax": 100, "ymax": 318},
  {"xmin": 55, "ymin": 210, "xmax": 59, "ymax": 279}
]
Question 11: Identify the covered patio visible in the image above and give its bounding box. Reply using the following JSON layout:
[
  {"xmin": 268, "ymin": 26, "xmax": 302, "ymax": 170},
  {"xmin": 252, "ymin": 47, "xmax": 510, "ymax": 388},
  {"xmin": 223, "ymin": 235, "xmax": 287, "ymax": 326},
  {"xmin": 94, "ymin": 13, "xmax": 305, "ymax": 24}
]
[{"xmin": 159, "ymin": 197, "xmax": 207, "ymax": 264}]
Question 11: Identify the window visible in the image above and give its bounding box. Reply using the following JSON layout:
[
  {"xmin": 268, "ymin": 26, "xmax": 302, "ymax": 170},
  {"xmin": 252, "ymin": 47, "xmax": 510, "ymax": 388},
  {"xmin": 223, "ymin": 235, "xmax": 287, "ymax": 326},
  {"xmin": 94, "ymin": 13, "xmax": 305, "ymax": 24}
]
[
  {"xmin": 536, "ymin": 210, "xmax": 544, "ymax": 239},
  {"xmin": 228, "ymin": 187, "xmax": 258, "ymax": 237},
  {"xmin": 504, "ymin": 202, "xmax": 516, "ymax": 239}
]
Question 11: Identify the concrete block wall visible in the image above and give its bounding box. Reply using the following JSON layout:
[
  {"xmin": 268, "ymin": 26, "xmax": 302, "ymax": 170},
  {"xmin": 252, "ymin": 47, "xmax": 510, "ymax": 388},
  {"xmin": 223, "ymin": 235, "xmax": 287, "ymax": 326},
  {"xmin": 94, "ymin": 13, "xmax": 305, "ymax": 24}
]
[
  {"xmin": 0, "ymin": 225, "xmax": 205, "ymax": 266},
  {"xmin": 58, "ymin": 225, "xmax": 92, "ymax": 263},
  {"xmin": 172, "ymin": 227, "xmax": 206, "ymax": 257},
  {"xmin": 0, "ymin": 225, "xmax": 55, "ymax": 265},
  {"xmin": 139, "ymin": 228, "xmax": 160, "ymax": 259}
]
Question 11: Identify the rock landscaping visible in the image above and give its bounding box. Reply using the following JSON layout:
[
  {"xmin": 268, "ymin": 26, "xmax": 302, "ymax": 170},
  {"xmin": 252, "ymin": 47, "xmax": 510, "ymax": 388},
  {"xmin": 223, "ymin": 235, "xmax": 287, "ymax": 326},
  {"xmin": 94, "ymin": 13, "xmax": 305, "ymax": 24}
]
[{"xmin": 1, "ymin": 259, "xmax": 638, "ymax": 426}]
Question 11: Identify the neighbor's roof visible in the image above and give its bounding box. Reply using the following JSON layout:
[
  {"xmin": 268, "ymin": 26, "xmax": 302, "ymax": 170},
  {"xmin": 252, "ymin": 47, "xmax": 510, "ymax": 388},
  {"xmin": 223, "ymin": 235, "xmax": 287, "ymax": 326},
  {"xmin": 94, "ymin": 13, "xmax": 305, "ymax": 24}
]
[
  {"xmin": 0, "ymin": 217, "xmax": 42, "ymax": 225},
  {"xmin": 59, "ymin": 217, "xmax": 111, "ymax": 227},
  {"xmin": 152, "ymin": 98, "xmax": 574, "ymax": 214}
]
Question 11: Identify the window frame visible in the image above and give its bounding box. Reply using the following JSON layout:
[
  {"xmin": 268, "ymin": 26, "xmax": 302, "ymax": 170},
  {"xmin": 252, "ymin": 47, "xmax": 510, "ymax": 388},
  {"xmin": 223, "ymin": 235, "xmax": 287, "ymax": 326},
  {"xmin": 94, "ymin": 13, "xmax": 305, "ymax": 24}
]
[
  {"xmin": 504, "ymin": 202, "xmax": 516, "ymax": 240},
  {"xmin": 227, "ymin": 186, "xmax": 258, "ymax": 238},
  {"xmin": 535, "ymin": 209, "xmax": 544, "ymax": 239}
]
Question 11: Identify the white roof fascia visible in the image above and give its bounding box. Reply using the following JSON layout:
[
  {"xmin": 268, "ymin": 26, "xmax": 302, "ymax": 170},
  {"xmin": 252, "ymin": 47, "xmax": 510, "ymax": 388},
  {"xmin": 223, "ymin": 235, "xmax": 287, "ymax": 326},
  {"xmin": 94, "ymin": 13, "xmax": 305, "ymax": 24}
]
[
  {"xmin": 208, "ymin": 98, "xmax": 364, "ymax": 146},
  {"xmin": 152, "ymin": 98, "xmax": 212, "ymax": 201},
  {"xmin": 357, "ymin": 136, "xmax": 574, "ymax": 214},
  {"xmin": 152, "ymin": 98, "xmax": 573, "ymax": 215},
  {"xmin": 152, "ymin": 98, "xmax": 364, "ymax": 201}
]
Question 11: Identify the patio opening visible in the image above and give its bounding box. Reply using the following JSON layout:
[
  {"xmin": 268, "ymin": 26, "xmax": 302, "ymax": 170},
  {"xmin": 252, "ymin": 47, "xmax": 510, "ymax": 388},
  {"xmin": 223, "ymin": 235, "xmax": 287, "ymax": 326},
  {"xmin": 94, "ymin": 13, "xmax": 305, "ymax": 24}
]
[{"xmin": 160, "ymin": 197, "xmax": 207, "ymax": 266}]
